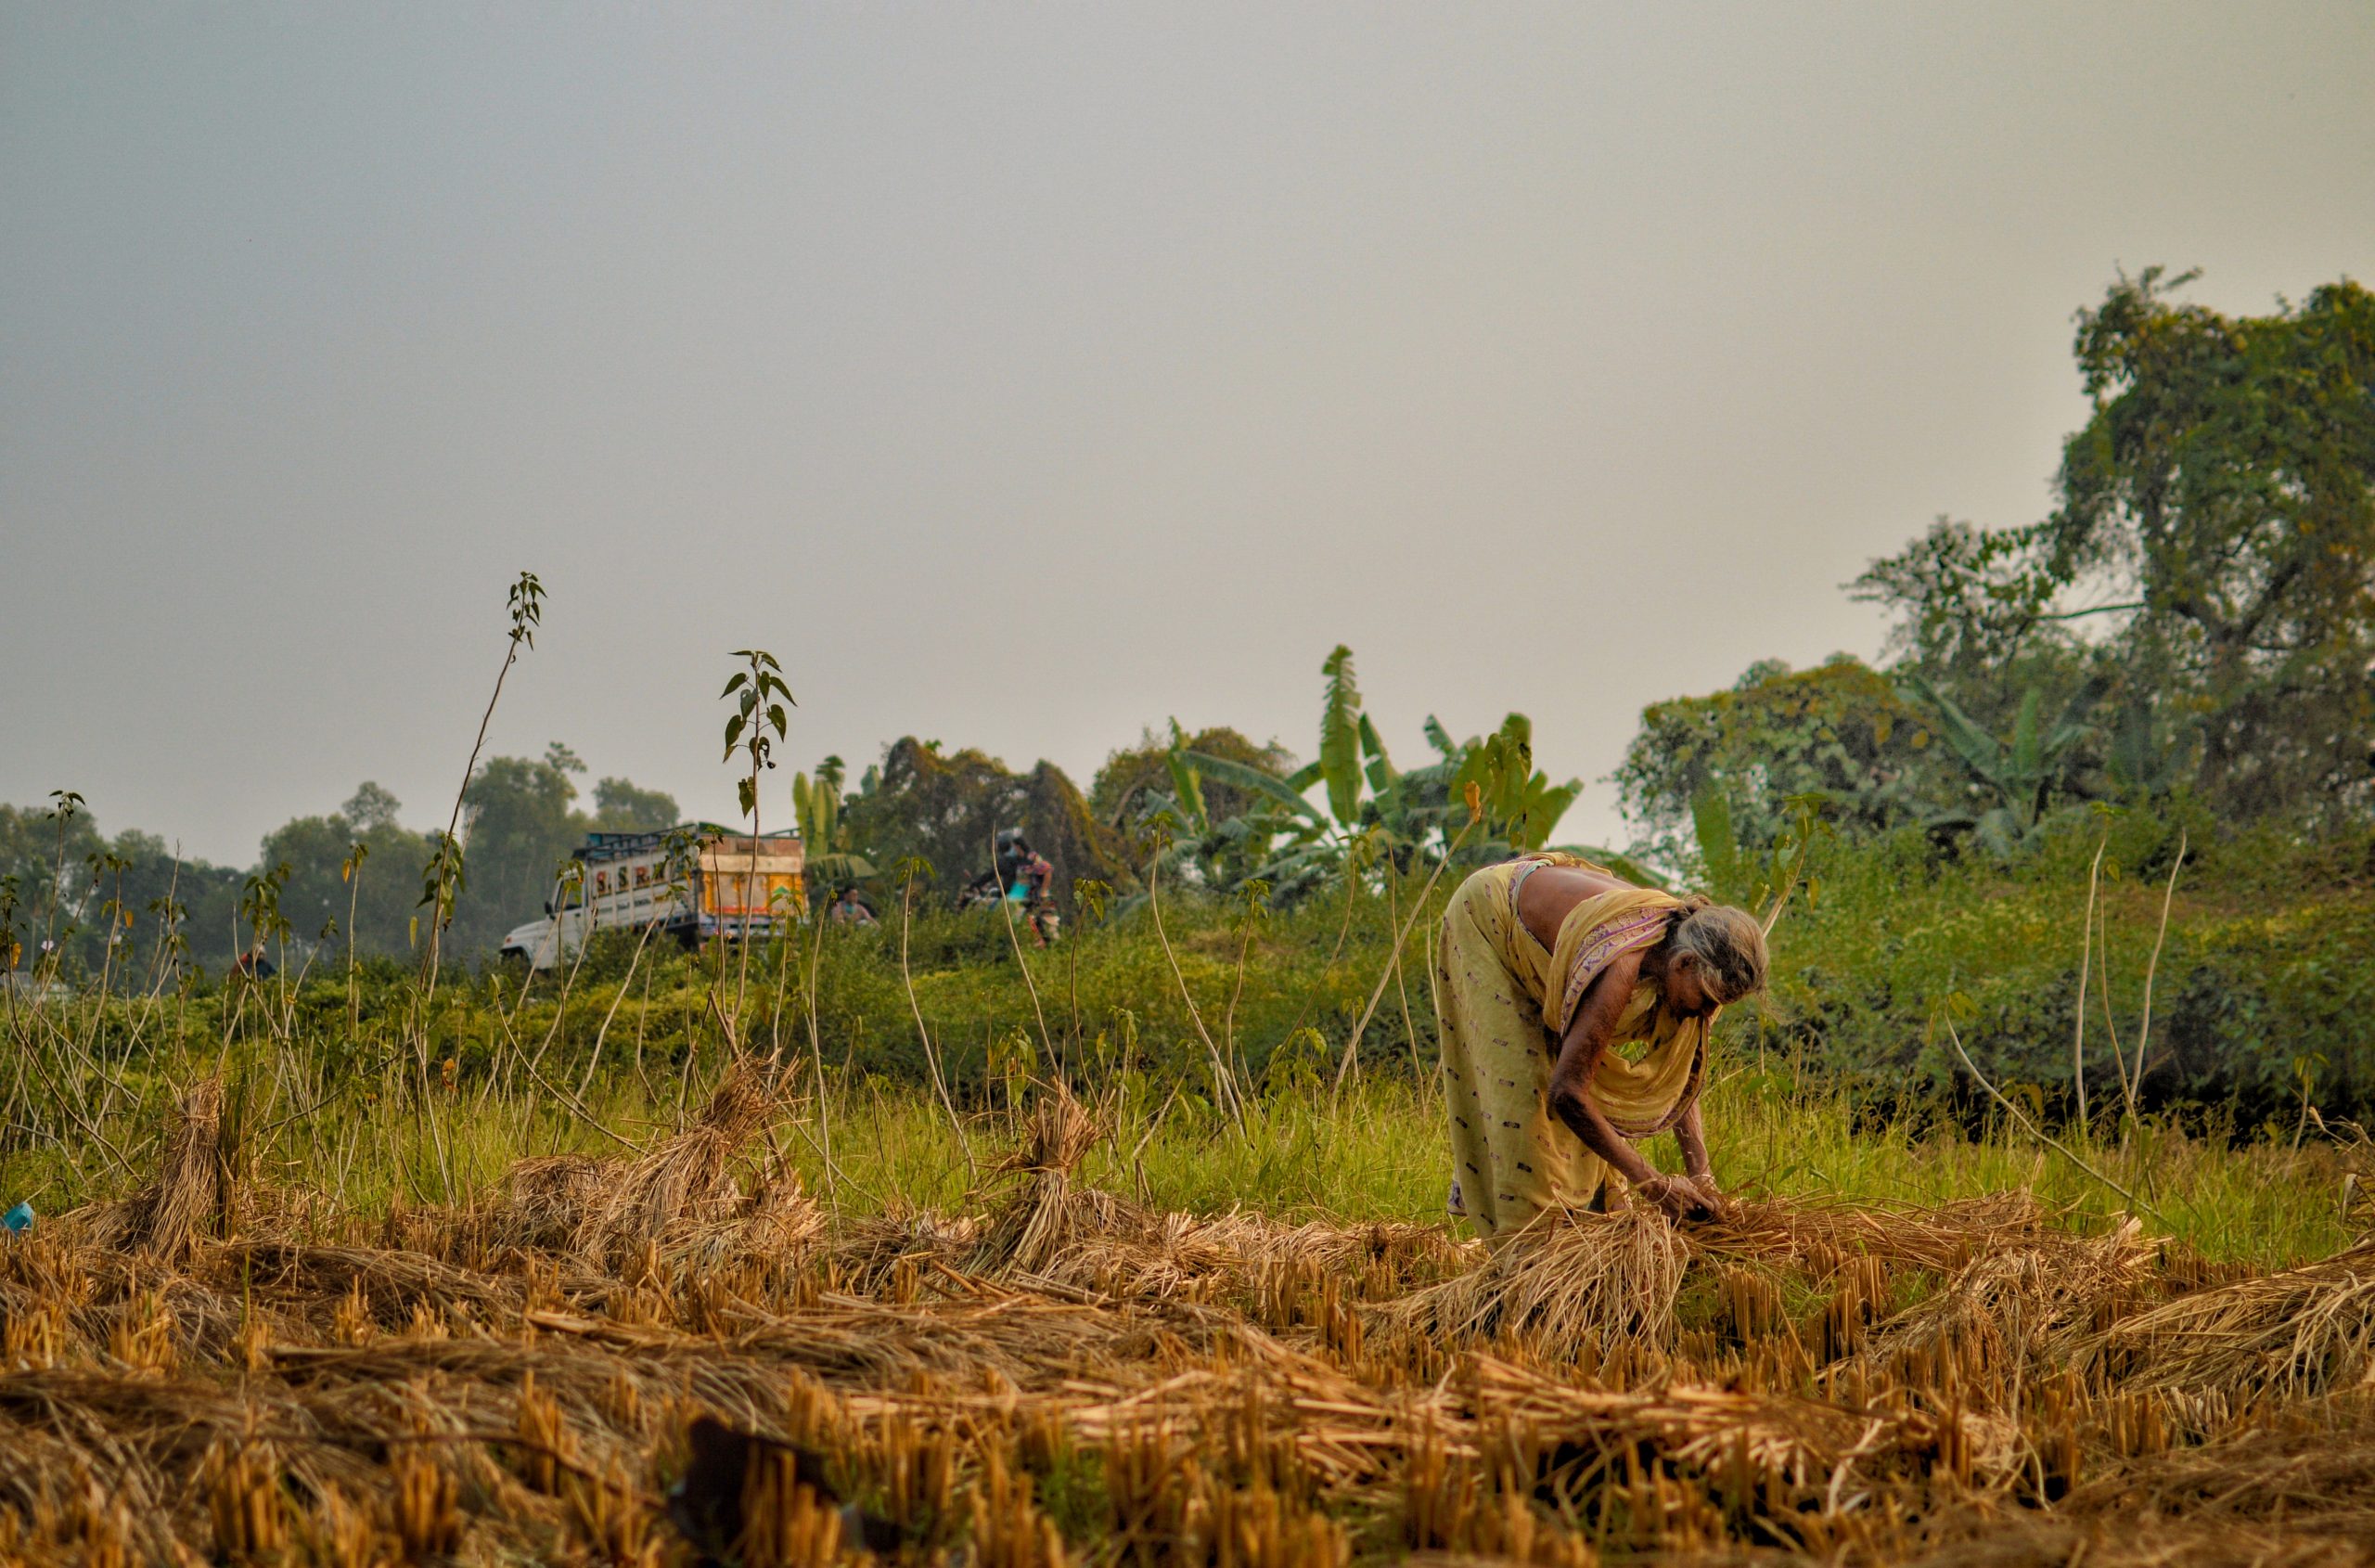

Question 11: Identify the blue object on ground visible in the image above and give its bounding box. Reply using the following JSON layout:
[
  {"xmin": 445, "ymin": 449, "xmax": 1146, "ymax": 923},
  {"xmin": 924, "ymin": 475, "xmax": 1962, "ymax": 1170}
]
[{"xmin": 2, "ymin": 1202, "xmax": 31, "ymax": 1233}]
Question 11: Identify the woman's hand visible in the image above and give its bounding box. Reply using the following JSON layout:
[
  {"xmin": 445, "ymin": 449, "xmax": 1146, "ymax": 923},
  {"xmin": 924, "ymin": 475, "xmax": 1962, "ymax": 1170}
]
[
  {"xmin": 1674, "ymin": 1102, "xmax": 1725, "ymax": 1218},
  {"xmin": 1635, "ymin": 1174, "xmax": 1718, "ymax": 1223}
]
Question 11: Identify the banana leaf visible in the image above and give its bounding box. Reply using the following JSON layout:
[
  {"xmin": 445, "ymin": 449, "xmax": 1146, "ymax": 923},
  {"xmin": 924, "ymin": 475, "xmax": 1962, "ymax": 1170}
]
[
  {"xmin": 1319, "ymin": 644, "xmax": 1364, "ymax": 829},
  {"xmin": 1180, "ymin": 750, "xmax": 1329, "ymax": 826}
]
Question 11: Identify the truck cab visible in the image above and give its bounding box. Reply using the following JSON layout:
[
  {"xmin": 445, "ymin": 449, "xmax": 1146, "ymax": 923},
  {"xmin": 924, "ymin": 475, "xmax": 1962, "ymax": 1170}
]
[{"xmin": 496, "ymin": 882, "xmax": 594, "ymax": 971}]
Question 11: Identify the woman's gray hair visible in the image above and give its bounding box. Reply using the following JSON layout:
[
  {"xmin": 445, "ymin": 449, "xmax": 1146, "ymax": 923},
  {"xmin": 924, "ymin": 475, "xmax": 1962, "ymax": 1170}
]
[{"xmin": 1665, "ymin": 898, "xmax": 1769, "ymax": 1006}]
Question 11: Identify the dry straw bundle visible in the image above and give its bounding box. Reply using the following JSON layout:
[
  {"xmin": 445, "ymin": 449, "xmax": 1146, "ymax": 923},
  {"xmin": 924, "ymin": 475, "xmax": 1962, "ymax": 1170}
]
[
  {"xmin": 2073, "ymin": 1238, "xmax": 2375, "ymax": 1404},
  {"xmin": 65, "ymin": 1075, "xmax": 225, "ymax": 1260},
  {"xmin": 966, "ymin": 1086, "xmax": 1145, "ymax": 1279},
  {"xmin": 1371, "ymin": 1207, "xmax": 1689, "ymax": 1352},
  {"xmin": 1696, "ymin": 1191, "xmax": 2054, "ymax": 1276},
  {"xmin": 1854, "ymin": 1215, "xmax": 2158, "ymax": 1386},
  {"xmin": 500, "ymin": 1059, "xmax": 808, "ymax": 1267}
]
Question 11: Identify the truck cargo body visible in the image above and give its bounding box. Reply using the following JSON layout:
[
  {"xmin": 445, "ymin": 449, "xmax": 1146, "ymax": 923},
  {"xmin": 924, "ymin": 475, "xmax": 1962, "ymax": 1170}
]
[{"xmin": 497, "ymin": 826, "xmax": 804, "ymax": 970}]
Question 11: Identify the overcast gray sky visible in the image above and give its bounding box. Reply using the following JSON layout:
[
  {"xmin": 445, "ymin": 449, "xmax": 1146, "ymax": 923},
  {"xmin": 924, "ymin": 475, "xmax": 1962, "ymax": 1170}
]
[{"xmin": 5, "ymin": 3, "xmax": 2370, "ymax": 866}]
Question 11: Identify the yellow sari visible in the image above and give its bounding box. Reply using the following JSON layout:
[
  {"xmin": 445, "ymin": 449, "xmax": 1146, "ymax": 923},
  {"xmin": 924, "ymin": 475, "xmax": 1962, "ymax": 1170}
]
[{"xmin": 1433, "ymin": 854, "xmax": 1709, "ymax": 1240}]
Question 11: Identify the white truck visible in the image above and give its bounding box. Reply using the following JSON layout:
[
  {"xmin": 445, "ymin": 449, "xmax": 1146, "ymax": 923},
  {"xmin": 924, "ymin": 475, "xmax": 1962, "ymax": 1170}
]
[{"xmin": 498, "ymin": 825, "xmax": 806, "ymax": 970}]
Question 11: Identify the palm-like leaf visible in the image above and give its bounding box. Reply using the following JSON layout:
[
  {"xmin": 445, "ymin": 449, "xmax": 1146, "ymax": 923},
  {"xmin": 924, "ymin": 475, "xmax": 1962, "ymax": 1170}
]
[
  {"xmin": 1318, "ymin": 645, "xmax": 1363, "ymax": 829},
  {"xmin": 1690, "ymin": 783, "xmax": 1747, "ymax": 902},
  {"xmin": 1180, "ymin": 751, "xmax": 1328, "ymax": 825},
  {"xmin": 1357, "ymin": 712, "xmax": 1397, "ymax": 794},
  {"xmin": 807, "ymin": 851, "xmax": 876, "ymax": 883},
  {"xmin": 2046, "ymin": 674, "xmax": 2113, "ymax": 756},
  {"xmin": 1904, "ymin": 675, "xmax": 2011, "ymax": 792},
  {"xmin": 1168, "ymin": 756, "xmax": 1210, "ymax": 832},
  {"xmin": 1516, "ymin": 778, "xmax": 1583, "ymax": 852},
  {"xmin": 2009, "ymin": 688, "xmax": 2044, "ymax": 782},
  {"xmin": 1549, "ymin": 844, "xmax": 1671, "ymax": 890}
]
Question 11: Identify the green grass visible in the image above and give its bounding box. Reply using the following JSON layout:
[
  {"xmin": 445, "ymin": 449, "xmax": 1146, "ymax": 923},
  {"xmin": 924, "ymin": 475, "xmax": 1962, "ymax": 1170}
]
[
  {"xmin": 7, "ymin": 814, "xmax": 2370, "ymax": 1272},
  {"xmin": 0, "ymin": 978, "xmax": 2356, "ymax": 1273},
  {"xmin": 771, "ymin": 1073, "xmax": 2355, "ymax": 1268}
]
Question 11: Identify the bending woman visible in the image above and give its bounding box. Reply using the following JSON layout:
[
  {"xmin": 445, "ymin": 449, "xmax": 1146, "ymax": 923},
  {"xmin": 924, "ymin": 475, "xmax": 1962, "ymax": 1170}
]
[{"xmin": 1435, "ymin": 854, "xmax": 1768, "ymax": 1238}]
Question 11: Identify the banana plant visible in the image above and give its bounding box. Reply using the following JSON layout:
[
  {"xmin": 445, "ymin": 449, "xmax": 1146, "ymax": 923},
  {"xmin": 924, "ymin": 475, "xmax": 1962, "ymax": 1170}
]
[
  {"xmin": 1136, "ymin": 726, "xmax": 1323, "ymax": 898},
  {"xmin": 1209, "ymin": 647, "xmax": 1394, "ymax": 900},
  {"xmin": 1684, "ymin": 781, "xmax": 1833, "ymax": 913},
  {"xmin": 792, "ymin": 755, "xmax": 877, "ymax": 887},
  {"xmin": 1688, "ymin": 784, "xmax": 1750, "ymax": 905},
  {"xmin": 791, "ymin": 757, "xmax": 841, "ymax": 855},
  {"xmin": 1451, "ymin": 714, "xmax": 1583, "ymax": 855},
  {"xmin": 1317, "ymin": 644, "xmax": 1363, "ymax": 829},
  {"xmin": 1903, "ymin": 673, "xmax": 2109, "ymax": 856},
  {"xmin": 1156, "ymin": 646, "xmax": 1605, "ymax": 901}
]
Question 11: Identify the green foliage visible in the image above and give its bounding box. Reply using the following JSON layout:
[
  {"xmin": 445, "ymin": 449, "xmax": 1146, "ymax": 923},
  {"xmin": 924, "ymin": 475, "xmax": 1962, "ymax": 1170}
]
[
  {"xmin": 1089, "ymin": 726, "xmax": 1299, "ymax": 897},
  {"xmin": 1900, "ymin": 673, "xmax": 2111, "ymax": 855},
  {"xmin": 794, "ymin": 756, "xmax": 875, "ymax": 890},
  {"xmin": 792, "ymin": 758, "xmax": 841, "ymax": 855},
  {"xmin": 1618, "ymin": 656, "xmax": 1958, "ymax": 866},
  {"xmin": 11, "ymin": 816, "xmax": 2370, "ymax": 1269},
  {"xmin": 6, "ymin": 748, "xmax": 684, "ymax": 979},
  {"xmin": 1089, "ymin": 726, "xmax": 1299, "ymax": 886},
  {"xmin": 1854, "ymin": 271, "xmax": 2375, "ymax": 829},
  {"xmin": 1130, "ymin": 650, "xmax": 1584, "ymax": 905},
  {"xmin": 841, "ymin": 738, "xmax": 1129, "ymax": 913},
  {"xmin": 417, "ymin": 571, "xmax": 548, "ymax": 970},
  {"xmin": 1174, "ymin": 747, "xmax": 1324, "ymax": 829},
  {"xmin": 1448, "ymin": 713, "xmax": 1581, "ymax": 856},
  {"xmin": 721, "ymin": 648, "xmax": 795, "ymax": 822},
  {"xmin": 1850, "ymin": 518, "xmax": 2064, "ymax": 688},
  {"xmin": 507, "ymin": 572, "xmax": 545, "ymax": 649},
  {"xmin": 1317, "ymin": 644, "xmax": 1364, "ymax": 830},
  {"xmin": 260, "ymin": 805, "xmax": 392, "ymax": 958},
  {"xmin": 447, "ymin": 751, "xmax": 579, "ymax": 948},
  {"xmin": 586, "ymin": 777, "xmax": 678, "ymax": 833},
  {"xmin": 2048, "ymin": 270, "xmax": 2375, "ymax": 820},
  {"xmin": 0, "ymin": 798, "xmax": 244, "ymax": 977},
  {"xmin": 1688, "ymin": 785, "xmax": 1745, "ymax": 905}
]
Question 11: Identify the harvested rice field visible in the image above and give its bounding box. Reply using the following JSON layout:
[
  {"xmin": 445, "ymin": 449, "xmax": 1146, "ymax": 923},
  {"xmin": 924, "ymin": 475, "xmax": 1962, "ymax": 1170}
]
[{"xmin": 5, "ymin": 1067, "xmax": 2372, "ymax": 1568}]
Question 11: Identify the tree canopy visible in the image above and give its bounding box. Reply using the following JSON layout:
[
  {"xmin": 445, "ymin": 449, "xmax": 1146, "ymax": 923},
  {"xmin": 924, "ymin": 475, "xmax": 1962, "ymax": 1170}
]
[
  {"xmin": 1853, "ymin": 270, "xmax": 2375, "ymax": 829},
  {"xmin": 1615, "ymin": 655, "xmax": 1958, "ymax": 859},
  {"xmin": 841, "ymin": 738, "xmax": 1130, "ymax": 912},
  {"xmin": 1629, "ymin": 270, "xmax": 2375, "ymax": 868}
]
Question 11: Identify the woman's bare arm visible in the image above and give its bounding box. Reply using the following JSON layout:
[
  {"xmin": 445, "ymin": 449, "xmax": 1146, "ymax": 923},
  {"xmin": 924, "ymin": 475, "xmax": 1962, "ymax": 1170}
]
[
  {"xmin": 1546, "ymin": 949, "xmax": 1710, "ymax": 1220},
  {"xmin": 1676, "ymin": 1099, "xmax": 1716, "ymax": 1182},
  {"xmin": 1674, "ymin": 1100, "xmax": 1728, "ymax": 1216}
]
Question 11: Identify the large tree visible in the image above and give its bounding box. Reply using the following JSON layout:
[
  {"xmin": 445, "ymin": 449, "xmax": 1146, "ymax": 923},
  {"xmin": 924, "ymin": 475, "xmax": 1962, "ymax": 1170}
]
[
  {"xmin": 1855, "ymin": 270, "xmax": 2375, "ymax": 826},
  {"xmin": 842, "ymin": 738, "xmax": 1129, "ymax": 912},
  {"xmin": 1615, "ymin": 655, "xmax": 1963, "ymax": 863},
  {"xmin": 443, "ymin": 747, "xmax": 586, "ymax": 954},
  {"xmin": 1, "ymin": 801, "xmax": 242, "ymax": 979},
  {"xmin": 587, "ymin": 776, "xmax": 679, "ymax": 834},
  {"xmin": 257, "ymin": 783, "xmax": 439, "ymax": 963}
]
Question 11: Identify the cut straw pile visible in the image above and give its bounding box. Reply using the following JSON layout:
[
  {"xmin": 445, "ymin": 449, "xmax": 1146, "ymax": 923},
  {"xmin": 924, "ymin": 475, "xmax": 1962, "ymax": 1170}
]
[
  {"xmin": 2073, "ymin": 1238, "xmax": 2375, "ymax": 1405},
  {"xmin": 7, "ymin": 1069, "xmax": 2375, "ymax": 1566},
  {"xmin": 499, "ymin": 1058, "xmax": 820, "ymax": 1271},
  {"xmin": 61, "ymin": 1075, "xmax": 225, "ymax": 1260},
  {"xmin": 1370, "ymin": 1207, "xmax": 1690, "ymax": 1351}
]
